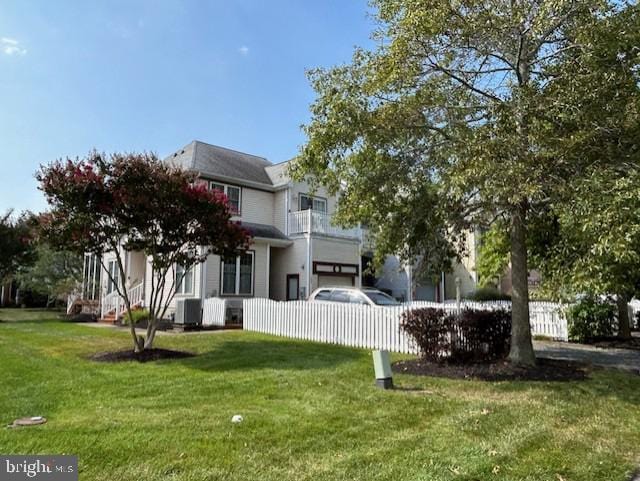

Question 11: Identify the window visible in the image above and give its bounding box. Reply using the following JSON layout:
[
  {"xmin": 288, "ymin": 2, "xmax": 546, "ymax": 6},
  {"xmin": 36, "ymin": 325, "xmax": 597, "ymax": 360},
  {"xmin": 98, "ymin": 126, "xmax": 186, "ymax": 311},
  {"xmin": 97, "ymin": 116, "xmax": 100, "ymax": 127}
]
[
  {"xmin": 221, "ymin": 252, "xmax": 254, "ymax": 295},
  {"xmin": 348, "ymin": 292, "xmax": 369, "ymax": 305},
  {"xmin": 175, "ymin": 264, "xmax": 194, "ymax": 295},
  {"xmin": 299, "ymin": 194, "xmax": 327, "ymax": 213},
  {"xmin": 363, "ymin": 290, "xmax": 401, "ymax": 306},
  {"xmin": 106, "ymin": 260, "xmax": 118, "ymax": 294},
  {"xmin": 210, "ymin": 181, "xmax": 241, "ymax": 214},
  {"xmin": 314, "ymin": 289, "xmax": 331, "ymax": 300},
  {"xmin": 330, "ymin": 290, "xmax": 350, "ymax": 303}
]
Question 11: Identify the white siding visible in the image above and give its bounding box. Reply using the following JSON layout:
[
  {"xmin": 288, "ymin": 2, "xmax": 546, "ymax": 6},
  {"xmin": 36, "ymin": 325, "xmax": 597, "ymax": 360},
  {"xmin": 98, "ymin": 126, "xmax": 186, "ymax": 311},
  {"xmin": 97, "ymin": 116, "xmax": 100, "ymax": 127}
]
[
  {"xmin": 273, "ymin": 189, "xmax": 287, "ymax": 233},
  {"xmin": 289, "ymin": 180, "xmax": 338, "ymax": 216},
  {"xmin": 445, "ymin": 230, "xmax": 478, "ymax": 299},
  {"xmin": 203, "ymin": 241, "xmax": 270, "ymax": 299},
  {"xmin": 143, "ymin": 256, "xmax": 203, "ymax": 317},
  {"xmin": 310, "ymin": 237, "xmax": 361, "ymax": 291},
  {"xmin": 233, "ymin": 187, "xmax": 274, "ymax": 225},
  {"xmin": 269, "ymin": 238, "xmax": 308, "ymax": 300}
]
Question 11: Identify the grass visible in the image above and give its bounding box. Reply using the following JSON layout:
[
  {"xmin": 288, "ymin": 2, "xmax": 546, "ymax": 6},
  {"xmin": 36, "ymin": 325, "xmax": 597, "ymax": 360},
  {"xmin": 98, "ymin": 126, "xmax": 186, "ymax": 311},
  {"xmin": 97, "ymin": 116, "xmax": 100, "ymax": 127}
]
[{"xmin": 0, "ymin": 308, "xmax": 639, "ymax": 481}]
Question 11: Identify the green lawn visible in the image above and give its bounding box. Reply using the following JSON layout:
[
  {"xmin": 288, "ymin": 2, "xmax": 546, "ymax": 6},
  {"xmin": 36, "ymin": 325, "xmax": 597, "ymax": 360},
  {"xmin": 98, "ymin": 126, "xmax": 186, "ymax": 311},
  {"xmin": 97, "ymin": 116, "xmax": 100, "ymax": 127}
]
[{"xmin": 0, "ymin": 309, "xmax": 639, "ymax": 481}]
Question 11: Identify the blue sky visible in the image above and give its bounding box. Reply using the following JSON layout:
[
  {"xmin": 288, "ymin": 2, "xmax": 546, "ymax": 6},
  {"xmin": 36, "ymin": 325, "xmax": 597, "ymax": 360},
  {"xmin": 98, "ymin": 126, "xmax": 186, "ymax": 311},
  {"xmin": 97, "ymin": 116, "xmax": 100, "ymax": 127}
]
[{"xmin": 0, "ymin": 0, "xmax": 374, "ymax": 213}]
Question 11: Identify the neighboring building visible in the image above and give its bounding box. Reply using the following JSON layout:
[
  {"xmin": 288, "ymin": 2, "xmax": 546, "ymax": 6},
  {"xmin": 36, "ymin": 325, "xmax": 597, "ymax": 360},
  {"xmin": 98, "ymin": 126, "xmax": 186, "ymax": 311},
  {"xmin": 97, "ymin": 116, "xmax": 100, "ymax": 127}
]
[
  {"xmin": 373, "ymin": 229, "xmax": 480, "ymax": 303},
  {"xmin": 81, "ymin": 141, "xmax": 363, "ymax": 320}
]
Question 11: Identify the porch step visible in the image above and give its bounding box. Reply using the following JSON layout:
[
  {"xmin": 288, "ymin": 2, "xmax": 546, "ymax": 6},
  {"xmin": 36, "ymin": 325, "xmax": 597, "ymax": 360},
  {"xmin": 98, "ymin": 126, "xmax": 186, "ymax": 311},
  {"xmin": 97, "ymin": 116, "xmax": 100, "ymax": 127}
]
[{"xmin": 99, "ymin": 314, "xmax": 118, "ymax": 324}]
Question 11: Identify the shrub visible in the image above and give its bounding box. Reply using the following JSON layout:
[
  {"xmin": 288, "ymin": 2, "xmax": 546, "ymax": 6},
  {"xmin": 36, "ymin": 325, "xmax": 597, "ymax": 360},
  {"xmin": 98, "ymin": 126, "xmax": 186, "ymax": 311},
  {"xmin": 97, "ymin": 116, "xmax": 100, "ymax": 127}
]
[
  {"xmin": 401, "ymin": 307, "xmax": 511, "ymax": 363},
  {"xmin": 123, "ymin": 308, "xmax": 149, "ymax": 325},
  {"xmin": 566, "ymin": 296, "xmax": 616, "ymax": 343},
  {"xmin": 467, "ymin": 286, "xmax": 511, "ymax": 301}
]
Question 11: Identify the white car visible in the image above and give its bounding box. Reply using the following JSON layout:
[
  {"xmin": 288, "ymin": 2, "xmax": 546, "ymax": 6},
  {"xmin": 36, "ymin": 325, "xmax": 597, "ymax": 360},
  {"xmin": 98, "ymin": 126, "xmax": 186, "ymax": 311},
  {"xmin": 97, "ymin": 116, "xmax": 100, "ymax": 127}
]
[{"xmin": 308, "ymin": 287, "xmax": 401, "ymax": 307}]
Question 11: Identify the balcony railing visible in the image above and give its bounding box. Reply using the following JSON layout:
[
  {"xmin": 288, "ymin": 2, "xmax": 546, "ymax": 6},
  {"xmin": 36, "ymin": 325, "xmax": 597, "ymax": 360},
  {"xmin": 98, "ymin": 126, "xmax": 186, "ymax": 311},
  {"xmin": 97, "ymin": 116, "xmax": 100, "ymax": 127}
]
[{"xmin": 288, "ymin": 210, "xmax": 361, "ymax": 240}]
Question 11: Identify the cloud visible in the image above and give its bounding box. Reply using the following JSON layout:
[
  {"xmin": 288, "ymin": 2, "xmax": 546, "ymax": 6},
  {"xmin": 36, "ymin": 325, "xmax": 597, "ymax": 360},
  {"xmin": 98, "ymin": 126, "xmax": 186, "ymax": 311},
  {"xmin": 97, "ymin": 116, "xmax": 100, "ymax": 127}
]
[
  {"xmin": 1, "ymin": 37, "xmax": 27, "ymax": 56},
  {"xmin": 238, "ymin": 46, "xmax": 249, "ymax": 56}
]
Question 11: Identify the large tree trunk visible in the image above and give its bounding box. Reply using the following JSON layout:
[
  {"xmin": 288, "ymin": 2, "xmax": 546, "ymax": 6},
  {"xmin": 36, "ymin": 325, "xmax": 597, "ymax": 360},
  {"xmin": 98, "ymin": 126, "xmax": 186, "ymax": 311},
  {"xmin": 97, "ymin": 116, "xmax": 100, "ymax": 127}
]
[
  {"xmin": 616, "ymin": 294, "xmax": 631, "ymax": 340},
  {"xmin": 508, "ymin": 202, "xmax": 536, "ymax": 366}
]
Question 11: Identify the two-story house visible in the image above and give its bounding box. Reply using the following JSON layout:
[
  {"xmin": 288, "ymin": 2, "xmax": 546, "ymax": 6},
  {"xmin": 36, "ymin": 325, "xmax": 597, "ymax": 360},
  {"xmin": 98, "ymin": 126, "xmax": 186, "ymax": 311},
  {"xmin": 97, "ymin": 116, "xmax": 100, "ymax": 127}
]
[{"xmin": 79, "ymin": 140, "xmax": 363, "ymax": 321}]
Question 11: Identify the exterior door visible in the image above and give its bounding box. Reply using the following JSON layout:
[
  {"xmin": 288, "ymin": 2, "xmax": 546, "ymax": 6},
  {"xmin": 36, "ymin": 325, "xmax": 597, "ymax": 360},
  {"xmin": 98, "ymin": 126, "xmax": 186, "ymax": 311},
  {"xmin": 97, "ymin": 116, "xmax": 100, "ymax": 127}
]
[{"xmin": 286, "ymin": 274, "xmax": 299, "ymax": 301}]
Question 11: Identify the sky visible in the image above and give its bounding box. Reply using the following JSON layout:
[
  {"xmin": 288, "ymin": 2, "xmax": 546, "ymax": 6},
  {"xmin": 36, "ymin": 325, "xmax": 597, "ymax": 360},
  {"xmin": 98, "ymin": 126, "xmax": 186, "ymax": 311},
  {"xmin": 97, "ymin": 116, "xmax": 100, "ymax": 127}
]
[{"xmin": 0, "ymin": 0, "xmax": 375, "ymax": 214}]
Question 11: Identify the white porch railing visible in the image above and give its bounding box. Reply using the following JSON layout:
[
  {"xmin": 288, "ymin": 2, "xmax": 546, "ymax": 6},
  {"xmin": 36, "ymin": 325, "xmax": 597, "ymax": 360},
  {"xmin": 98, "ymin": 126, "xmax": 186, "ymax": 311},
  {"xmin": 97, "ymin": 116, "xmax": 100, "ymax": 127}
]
[
  {"xmin": 100, "ymin": 281, "xmax": 144, "ymax": 320},
  {"xmin": 288, "ymin": 210, "xmax": 361, "ymax": 240},
  {"xmin": 128, "ymin": 282, "xmax": 144, "ymax": 309},
  {"xmin": 101, "ymin": 290, "xmax": 121, "ymax": 319},
  {"xmin": 66, "ymin": 291, "xmax": 81, "ymax": 315},
  {"xmin": 202, "ymin": 297, "xmax": 227, "ymax": 326}
]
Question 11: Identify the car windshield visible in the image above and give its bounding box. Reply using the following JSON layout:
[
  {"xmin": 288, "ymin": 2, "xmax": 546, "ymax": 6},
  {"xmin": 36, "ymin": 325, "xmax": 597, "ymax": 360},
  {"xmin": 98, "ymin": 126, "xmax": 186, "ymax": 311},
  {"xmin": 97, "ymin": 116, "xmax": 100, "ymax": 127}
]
[{"xmin": 363, "ymin": 290, "xmax": 400, "ymax": 306}]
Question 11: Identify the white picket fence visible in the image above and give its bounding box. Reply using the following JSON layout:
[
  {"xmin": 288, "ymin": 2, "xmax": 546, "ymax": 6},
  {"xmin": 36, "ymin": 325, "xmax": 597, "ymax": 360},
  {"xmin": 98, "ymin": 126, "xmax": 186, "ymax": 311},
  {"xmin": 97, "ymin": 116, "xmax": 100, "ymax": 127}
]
[
  {"xmin": 243, "ymin": 298, "xmax": 569, "ymax": 354},
  {"xmin": 202, "ymin": 297, "xmax": 227, "ymax": 326},
  {"xmin": 629, "ymin": 300, "xmax": 640, "ymax": 329},
  {"xmin": 244, "ymin": 299, "xmax": 418, "ymax": 353},
  {"xmin": 405, "ymin": 300, "xmax": 568, "ymax": 341}
]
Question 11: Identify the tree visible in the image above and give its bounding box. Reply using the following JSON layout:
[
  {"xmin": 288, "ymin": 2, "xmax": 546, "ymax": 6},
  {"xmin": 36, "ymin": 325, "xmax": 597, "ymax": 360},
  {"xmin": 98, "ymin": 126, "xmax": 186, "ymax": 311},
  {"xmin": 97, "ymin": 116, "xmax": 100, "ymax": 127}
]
[
  {"xmin": 38, "ymin": 152, "xmax": 249, "ymax": 352},
  {"xmin": 0, "ymin": 210, "xmax": 37, "ymax": 284},
  {"xmin": 476, "ymin": 222, "xmax": 510, "ymax": 289},
  {"xmin": 15, "ymin": 243, "xmax": 82, "ymax": 307},
  {"xmin": 292, "ymin": 0, "xmax": 639, "ymax": 365},
  {"xmin": 534, "ymin": 168, "xmax": 640, "ymax": 339}
]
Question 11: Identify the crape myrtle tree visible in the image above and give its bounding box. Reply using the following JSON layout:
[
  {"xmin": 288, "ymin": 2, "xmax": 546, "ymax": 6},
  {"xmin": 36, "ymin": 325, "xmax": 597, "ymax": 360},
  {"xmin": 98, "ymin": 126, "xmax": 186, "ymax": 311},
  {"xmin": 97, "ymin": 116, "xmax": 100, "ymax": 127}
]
[
  {"xmin": 38, "ymin": 152, "xmax": 250, "ymax": 352},
  {"xmin": 292, "ymin": 0, "xmax": 639, "ymax": 365}
]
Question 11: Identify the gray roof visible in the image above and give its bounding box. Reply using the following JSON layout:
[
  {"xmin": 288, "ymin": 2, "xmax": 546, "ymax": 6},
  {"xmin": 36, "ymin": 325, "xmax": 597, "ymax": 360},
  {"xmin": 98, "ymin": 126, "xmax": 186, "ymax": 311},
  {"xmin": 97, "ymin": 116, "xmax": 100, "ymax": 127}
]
[
  {"xmin": 166, "ymin": 141, "xmax": 276, "ymax": 186},
  {"xmin": 241, "ymin": 222, "xmax": 288, "ymax": 241}
]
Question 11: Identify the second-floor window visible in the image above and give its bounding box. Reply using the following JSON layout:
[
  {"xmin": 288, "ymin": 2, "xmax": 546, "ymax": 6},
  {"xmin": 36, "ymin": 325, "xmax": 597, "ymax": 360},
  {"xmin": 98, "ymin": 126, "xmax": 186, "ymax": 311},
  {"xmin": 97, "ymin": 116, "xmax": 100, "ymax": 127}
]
[
  {"xmin": 300, "ymin": 194, "xmax": 327, "ymax": 213},
  {"xmin": 210, "ymin": 182, "xmax": 241, "ymax": 214}
]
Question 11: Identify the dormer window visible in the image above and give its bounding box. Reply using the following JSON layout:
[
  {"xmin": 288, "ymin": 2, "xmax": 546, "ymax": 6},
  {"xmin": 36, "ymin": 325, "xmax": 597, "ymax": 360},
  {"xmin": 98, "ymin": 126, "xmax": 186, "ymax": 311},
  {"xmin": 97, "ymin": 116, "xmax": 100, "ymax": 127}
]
[{"xmin": 210, "ymin": 182, "xmax": 241, "ymax": 215}]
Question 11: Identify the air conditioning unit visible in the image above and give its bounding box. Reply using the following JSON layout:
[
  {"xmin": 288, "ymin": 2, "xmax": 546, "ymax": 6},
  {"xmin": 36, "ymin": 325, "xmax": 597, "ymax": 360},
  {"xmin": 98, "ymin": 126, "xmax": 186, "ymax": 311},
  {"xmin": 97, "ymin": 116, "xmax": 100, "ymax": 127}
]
[{"xmin": 174, "ymin": 298, "xmax": 202, "ymax": 325}]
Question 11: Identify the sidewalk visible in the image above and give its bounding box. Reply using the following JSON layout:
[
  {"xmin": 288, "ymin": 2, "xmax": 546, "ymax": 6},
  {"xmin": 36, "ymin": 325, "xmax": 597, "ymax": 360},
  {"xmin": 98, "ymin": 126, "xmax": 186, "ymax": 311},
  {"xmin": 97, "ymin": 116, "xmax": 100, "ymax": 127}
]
[{"xmin": 534, "ymin": 340, "xmax": 640, "ymax": 374}]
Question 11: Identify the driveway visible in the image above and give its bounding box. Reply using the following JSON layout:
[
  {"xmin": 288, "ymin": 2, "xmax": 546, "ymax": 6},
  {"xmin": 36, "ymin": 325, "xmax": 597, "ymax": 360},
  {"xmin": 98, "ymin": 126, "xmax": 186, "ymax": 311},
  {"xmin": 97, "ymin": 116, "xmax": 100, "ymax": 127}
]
[{"xmin": 534, "ymin": 340, "xmax": 640, "ymax": 374}]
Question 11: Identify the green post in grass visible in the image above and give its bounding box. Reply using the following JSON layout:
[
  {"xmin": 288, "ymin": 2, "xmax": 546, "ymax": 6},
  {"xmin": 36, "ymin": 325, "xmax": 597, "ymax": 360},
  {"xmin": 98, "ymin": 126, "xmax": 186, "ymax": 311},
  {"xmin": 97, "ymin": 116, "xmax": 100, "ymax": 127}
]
[{"xmin": 372, "ymin": 350, "xmax": 393, "ymax": 389}]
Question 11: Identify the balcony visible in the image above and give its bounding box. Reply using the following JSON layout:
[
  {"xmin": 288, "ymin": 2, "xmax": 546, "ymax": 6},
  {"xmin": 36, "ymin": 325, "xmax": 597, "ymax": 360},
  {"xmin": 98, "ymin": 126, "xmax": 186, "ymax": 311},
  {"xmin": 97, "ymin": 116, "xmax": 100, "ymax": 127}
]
[{"xmin": 288, "ymin": 210, "xmax": 361, "ymax": 240}]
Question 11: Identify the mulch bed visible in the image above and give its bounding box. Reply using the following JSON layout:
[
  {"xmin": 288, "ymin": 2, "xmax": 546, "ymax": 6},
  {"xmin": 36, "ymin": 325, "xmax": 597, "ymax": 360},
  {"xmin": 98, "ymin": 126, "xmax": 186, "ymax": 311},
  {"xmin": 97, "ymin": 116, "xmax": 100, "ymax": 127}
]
[
  {"xmin": 90, "ymin": 348, "xmax": 195, "ymax": 363},
  {"xmin": 392, "ymin": 357, "xmax": 589, "ymax": 382}
]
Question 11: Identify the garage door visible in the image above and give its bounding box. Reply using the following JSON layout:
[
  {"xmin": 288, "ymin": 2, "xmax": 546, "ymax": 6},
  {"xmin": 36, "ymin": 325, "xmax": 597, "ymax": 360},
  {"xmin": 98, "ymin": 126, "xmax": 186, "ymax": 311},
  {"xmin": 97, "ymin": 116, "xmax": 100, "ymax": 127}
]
[{"xmin": 318, "ymin": 275, "xmax": 354, "ymax": 288}]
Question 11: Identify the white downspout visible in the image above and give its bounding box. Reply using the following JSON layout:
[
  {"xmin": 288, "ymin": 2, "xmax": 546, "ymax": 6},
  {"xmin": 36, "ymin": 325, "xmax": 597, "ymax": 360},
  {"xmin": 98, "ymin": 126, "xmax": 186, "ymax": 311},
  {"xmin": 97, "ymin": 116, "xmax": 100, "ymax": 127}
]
[
  {"xmin": 265, "ymin": 244, "xmax": 271, "ymax": 299},
  {"xmin": 200, "ymin": 246, "xmax": 207, "ymax": 303},
  {"xmin": 308, "ymin": 208, "xmax": 314, "ymax": 298}
]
